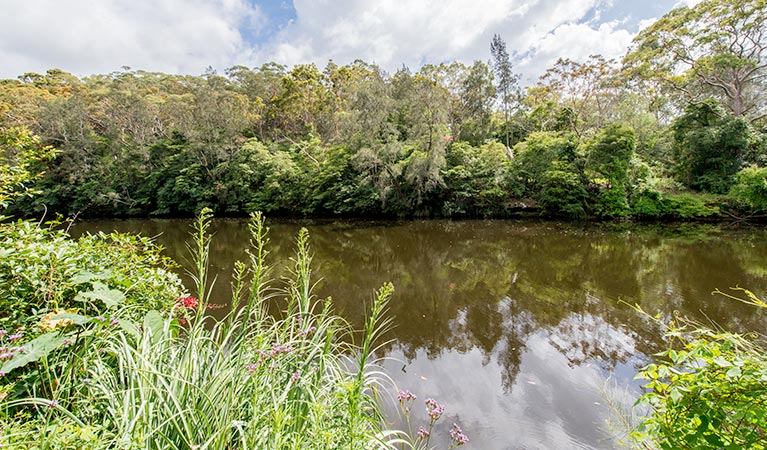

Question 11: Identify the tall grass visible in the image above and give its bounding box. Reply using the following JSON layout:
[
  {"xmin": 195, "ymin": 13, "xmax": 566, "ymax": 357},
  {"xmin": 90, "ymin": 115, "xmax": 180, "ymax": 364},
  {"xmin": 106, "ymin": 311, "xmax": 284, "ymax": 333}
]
[{"xmin": 1, "ymin": 211, "xmax": 405, "ymax": 449}]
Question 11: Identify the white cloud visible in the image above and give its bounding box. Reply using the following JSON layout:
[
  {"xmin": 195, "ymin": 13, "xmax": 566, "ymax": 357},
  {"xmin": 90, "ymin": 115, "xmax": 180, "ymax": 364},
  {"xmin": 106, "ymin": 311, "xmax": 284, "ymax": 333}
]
[
  {"xmin": 254, "ymin": 0, "xmax": 639, "ymax": 84},
  {"xmin": 0, "ymin": 0, "xmax": 651, "ymax": 85},
  {"xmin": 0, "ymin": 0, "xmax": 263, "ymax": 78}
]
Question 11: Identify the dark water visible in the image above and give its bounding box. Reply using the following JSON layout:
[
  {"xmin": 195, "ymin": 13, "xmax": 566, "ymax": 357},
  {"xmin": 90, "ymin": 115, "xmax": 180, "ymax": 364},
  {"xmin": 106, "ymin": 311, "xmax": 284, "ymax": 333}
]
[{"xmin": 71, "ymin": 219, "xmax": 767, "ymax": 450}]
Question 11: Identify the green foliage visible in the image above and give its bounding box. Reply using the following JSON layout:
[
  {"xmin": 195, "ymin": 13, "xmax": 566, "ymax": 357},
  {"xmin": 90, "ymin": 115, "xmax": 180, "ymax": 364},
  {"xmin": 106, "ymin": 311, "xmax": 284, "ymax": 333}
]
[
  {"xmin": 539, "ymin": 162, "xmax": 588, "ymax": 218},
  {"xmin": 512, "ymin": 131, "xmax": 579, "ymax": 193},
  {"xmin": 0, "ymin": 127, "xmax": 57, "ymax": 208},
  {"xmin": 633, "ymin": 288, "xmax": 767, "ymax": 449},
  {"xmin": 0, "ymin": 212, "xmax": 408, "ymax": 449},
  {"xmin": 0, "ymin": 219, "xmax": 184, "ymax": 332},
  {"xmin": 729, "ymin": 165, "xmax": 767, "ymax": 212},
  {"xmin": 672, "ymin": 100, "xmax": 749, "ymax": 193},
  {"xmin": 441, "ymin": 141, "xmax": 514, "ymax": 216},
  {"xmin": 586, "ymin": 124, "xmax": 636, "ymax": 217}
]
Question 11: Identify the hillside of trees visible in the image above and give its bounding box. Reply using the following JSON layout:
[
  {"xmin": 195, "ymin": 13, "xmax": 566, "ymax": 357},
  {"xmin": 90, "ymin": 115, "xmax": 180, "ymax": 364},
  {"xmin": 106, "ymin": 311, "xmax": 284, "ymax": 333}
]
[{"xmin": 1, "ymin": 0, "xmax": 765, "ymax": 220}]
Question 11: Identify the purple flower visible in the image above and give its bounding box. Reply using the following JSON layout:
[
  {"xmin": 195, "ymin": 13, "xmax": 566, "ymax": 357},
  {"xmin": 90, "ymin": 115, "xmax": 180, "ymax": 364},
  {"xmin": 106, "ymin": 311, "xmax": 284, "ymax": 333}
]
[
  {"xmin": 48, "ymin": 400, "xmax": 58, "ymax": 408},
  {"xmin": 8, "ymin": 334, "xmax": 22, "ymax": 342},
  {"xmin": 449, "ymin": 423, "xmax": 469, "ymax": 446},
  {"xmin": 397, "ymin": 389, "xmax": 417, "ymax": 402},
  {"xmin": 425, "ymin": 398, "xmax": 445, "ymax": 421},
  {"xmin": 417, "ymin": 426, "xmax": 430, "ymax": 440},
  {"xmin": 291, "ymin": 370, "xmax": 301, "ymax": 382},
  {"xmin": 245, "ymin": 364, "xmax": 258, "ymax": 375},
  {"xmin": 110, "ymin": 318, "xmax": 119, "ymax": 327}
]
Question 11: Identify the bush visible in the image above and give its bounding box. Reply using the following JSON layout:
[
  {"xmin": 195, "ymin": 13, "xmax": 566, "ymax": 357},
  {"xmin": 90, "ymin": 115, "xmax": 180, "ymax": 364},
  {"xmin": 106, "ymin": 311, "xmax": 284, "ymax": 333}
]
[
  {"xmin": 633, "ymin": 289, "xmax": 767, "ymax": 449},
  {"xmin": 0, "ymin": 219, "xmax": 184, "ymax": 333},
  {"xmin": 729, "ymin": 165, "xmax": 767, "ymax": 212},
  {"xmin": 539, "ymin": 162, "xmax": 588, "ymax": 217}
]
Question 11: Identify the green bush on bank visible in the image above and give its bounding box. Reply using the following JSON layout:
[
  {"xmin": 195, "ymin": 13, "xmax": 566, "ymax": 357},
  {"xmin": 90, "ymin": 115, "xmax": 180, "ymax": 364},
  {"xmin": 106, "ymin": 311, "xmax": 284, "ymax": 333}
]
[
  {"xmin": 0, "ymin": 219, "xmax": 184, "ymax": 333},
  {"xmin": 632, "ymin": 289, "xmax": 767, "ymax": 449}
]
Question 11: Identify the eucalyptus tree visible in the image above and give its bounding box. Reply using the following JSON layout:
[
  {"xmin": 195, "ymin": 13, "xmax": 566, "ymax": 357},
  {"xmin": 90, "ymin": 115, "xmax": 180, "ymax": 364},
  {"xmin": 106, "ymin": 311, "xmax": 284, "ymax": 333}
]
[
  {"xmin": 624, "ymin": 0, "xmax": 767, "ymax": 122},
  {"xmin": 490, "ymin": 34, "xmax": 520, "ymax": 148}
]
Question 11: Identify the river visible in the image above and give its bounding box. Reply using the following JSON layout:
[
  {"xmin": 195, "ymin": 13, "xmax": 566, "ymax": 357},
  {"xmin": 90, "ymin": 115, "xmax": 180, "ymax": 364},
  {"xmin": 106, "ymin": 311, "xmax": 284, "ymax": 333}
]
[{"xmin": 71, "ymin": 218, "xmax": 767, "ymax": 450}]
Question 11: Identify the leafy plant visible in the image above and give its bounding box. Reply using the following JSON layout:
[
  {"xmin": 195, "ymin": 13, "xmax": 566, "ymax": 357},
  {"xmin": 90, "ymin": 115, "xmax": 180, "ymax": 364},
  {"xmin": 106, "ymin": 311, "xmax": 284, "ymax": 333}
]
[{"xmin": 632, "ymin": 288, "xmax": 767, "ymax": 449}]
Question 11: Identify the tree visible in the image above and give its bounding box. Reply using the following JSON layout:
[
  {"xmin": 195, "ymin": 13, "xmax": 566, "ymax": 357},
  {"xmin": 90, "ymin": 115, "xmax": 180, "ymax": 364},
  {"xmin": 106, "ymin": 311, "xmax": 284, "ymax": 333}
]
[
  {"xmin": 534, "ymin": 55, "xmax": 621, "ymax": 137},
  {"xmin": 624, "ymin": 0, "xmax": 767, "ymax": 123},
  {"xmin": 490, "ymin": 34, "xmax": 520, "ymax": 148},
  {"xmin": 673, "ymin": 99, "xmax": 749, "ymax": 193},
  {"xmin": 0, "ymin": 127, "xmax": 57, "ymax": 208}
]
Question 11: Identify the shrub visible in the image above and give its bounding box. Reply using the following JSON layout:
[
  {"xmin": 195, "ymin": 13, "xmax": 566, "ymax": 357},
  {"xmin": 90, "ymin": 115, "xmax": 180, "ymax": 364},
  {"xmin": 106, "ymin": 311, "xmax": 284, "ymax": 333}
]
[
  {"xmin": 0, "ymin": 219, "xmax": 183, "ymax": 333},
  {"xmin": 633, "ymin": 289, "xmax": 767, "ymax": 449},
  {"xmin": 729, "ymin": 165, "xmax": 767, "ymax": 213}
]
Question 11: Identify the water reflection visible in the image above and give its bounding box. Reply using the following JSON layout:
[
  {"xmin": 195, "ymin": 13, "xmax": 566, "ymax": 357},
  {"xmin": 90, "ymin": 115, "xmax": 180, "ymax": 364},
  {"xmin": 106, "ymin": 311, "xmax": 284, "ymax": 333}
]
[{"xmin": 71, "ymin": 219, "xmax": 767, "ymax": 450}]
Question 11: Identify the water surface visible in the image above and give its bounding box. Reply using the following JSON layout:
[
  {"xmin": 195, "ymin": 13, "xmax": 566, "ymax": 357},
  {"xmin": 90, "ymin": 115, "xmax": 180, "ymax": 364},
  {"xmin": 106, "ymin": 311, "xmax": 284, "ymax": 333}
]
[{"xmin": 72, "ymin": 219, "xmax": 767, "ymax": 450}]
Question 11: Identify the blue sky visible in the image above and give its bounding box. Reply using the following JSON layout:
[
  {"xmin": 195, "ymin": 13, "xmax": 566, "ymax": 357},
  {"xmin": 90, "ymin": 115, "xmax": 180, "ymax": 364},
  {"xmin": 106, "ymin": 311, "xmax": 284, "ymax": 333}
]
[{"xmin": 0, "ymin": 0, "xmax": 699, "ymax": 83}]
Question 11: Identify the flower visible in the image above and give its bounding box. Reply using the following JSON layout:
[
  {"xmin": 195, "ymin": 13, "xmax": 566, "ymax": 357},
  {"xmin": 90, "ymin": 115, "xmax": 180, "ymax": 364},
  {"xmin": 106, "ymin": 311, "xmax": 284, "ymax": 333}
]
[
  {"xmin": 8, "ymin": 334, "xmax": 22, "ymax": 342},
  {"xmin": 291, "ymin": 370, "xmax": 301, "ymax": 382},
  {"xmin": 48, "ymin": 400, "xmax": 58, "ymax": 408},
  {"xmin": 245, "ymin": 364, "xmax": 258, "ymax": 375},
  {"xmin": 176, "ymin": 296, "xmax": 199, "ymax": 309},
  {"xmin": 417, "ymin": 426, "xmax": 430, "ymax": 440},
  {"xmin": 449, "ymin": 423, "xmax": 469, "ymax": 446},
  {"xmin": 425, "ymin": 398, "xmax": 445, "ymax": 421},
  {"xmin": 397, "ymin": 389, "xmax": 417, "ymax": 402}
]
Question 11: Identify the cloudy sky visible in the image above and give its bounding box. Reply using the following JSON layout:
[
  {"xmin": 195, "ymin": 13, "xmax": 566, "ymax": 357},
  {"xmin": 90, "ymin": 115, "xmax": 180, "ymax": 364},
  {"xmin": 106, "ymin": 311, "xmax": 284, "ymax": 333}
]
[{"xmin": 0, "ymin": 0, "xmax": 699, "ymax": 84}]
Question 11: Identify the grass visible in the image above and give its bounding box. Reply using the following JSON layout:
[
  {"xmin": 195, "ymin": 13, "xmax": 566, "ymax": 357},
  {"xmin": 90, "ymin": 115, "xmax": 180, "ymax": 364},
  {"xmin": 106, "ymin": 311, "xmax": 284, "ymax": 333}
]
[{"xmin": 0, "ymin": 211, "xmax": 408, "ymax": 449}]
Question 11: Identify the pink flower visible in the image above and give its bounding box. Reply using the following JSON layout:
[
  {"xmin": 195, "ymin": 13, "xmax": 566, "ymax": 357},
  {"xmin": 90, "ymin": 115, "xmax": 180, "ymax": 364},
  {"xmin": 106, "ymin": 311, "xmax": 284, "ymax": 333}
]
[{"xmin": 425, "ymin": 398, "xmax": 445, "ymax": 421}]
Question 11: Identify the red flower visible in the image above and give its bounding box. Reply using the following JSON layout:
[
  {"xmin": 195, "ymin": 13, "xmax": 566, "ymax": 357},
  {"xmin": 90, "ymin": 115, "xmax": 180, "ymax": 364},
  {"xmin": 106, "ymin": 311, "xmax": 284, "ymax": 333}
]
[{"xmin": 177, "ymin": 296, "xmax": 199, "ymax": 309}]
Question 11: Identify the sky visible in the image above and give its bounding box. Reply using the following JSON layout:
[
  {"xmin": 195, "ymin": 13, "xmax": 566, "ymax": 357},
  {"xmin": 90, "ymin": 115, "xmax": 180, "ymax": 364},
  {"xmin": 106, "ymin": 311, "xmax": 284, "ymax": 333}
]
[{"xmin": 0, "ymin": 0, "xmax": 701, "ymax": 84}]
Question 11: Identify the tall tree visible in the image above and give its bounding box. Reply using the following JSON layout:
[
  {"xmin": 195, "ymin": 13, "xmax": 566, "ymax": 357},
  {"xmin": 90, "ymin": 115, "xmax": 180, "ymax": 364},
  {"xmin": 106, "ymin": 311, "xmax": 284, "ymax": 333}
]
[
  {"xmin": 490, "ymin": 34, "xmax": 520, "ymax": 148},
  {"xmin": 624, "ymin": 0, "xmax": 767, "ymax": 122}
]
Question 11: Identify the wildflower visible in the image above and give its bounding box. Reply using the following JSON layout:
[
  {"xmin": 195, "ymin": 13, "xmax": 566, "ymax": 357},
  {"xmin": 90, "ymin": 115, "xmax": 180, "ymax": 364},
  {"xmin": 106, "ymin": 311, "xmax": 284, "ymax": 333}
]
[
  {"xmin": 48, "ymin": 400, "xmax": 58, "ymax": 408},
  {"xmin": 449, "ymin": 423, "xmax": 469, "ymax": 446},
  {"xmin": 82, "ymin": 378, "xmax": 92, "ymax": 384},
  {"xmin": 63, "ymin": 338, "xmax": 74, "ymax": 345},
  {"xmin": 245, "ymin": 364, "xmax": 258, "ymax": 375},
  {"xmin": 425, "ymin": 398, "xmax": 445, "ymax": 421},
  {"xmin": 8, "ymin": 334, "xmax": 22, "ymax": 342},
  {"xmin": 177, "ymin": 296, "xmax": 199, "ymax": 309},
  {"xmin": 397, "ymin": 389, "xmax": 417, "ymax": 402},
  {"xmin": 417, "ymin": 426, "xmax": 430, "ymax": 440},
  {"xmin": 110, "ymin": 318, "xmax": 119, "ymax": 327},
  {"xmin": 291, "ymin": 370, "xmax": 301, "ymax": 382}
]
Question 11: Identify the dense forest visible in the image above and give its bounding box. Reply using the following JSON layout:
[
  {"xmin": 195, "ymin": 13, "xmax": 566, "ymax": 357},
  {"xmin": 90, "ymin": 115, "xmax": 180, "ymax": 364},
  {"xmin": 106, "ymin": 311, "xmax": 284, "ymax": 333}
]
[{"xmin": 1, "ymin": 0, "xmax": 766, "ymax": 219}]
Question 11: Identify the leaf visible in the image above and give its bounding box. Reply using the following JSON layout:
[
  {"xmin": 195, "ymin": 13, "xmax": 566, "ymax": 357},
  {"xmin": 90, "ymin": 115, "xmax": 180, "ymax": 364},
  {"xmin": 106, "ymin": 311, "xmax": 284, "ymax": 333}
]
[
  {"xmin": 0, "ymin": 332, "xmax": 65, "ymax": 374},
  {"xmin": 51, "ymin": 312, "xmax": 91, "ymax": 326},
  {"xmin": 143, "ymin": 310, "xmax": 165, "ymax": 344},
  {"xmin": 75, "ymin": 282, "xmax": 126, "ymax": 309},
  {"xmin": 725, "ymin": 366, "xmax": 741, "ymax": 378}
]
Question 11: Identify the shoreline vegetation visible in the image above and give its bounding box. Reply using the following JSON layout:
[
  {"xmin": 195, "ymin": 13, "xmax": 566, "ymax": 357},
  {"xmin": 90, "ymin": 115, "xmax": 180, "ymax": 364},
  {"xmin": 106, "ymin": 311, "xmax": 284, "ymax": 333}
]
[
  {"xmin": 0, "ymin": 210, "xmax": 471, "ymax": 449},
  {"xmin": 1, "ymin": 0, "xmax": 767, "ymax": 448},
  {"xmin": 1, "ymin": 0, "xmax": 765, "ymax": 223}
]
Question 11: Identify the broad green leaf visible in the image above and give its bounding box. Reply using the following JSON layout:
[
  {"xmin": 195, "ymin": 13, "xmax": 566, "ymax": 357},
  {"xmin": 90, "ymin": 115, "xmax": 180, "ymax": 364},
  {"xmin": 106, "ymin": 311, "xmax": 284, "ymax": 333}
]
[
  {"xmin": 0, "ymin": 332, "xmax": 65, "ymax": 374},
  {"xmin": 75, "ymin": 282, "xmax": 126, "ymax": 309}
]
